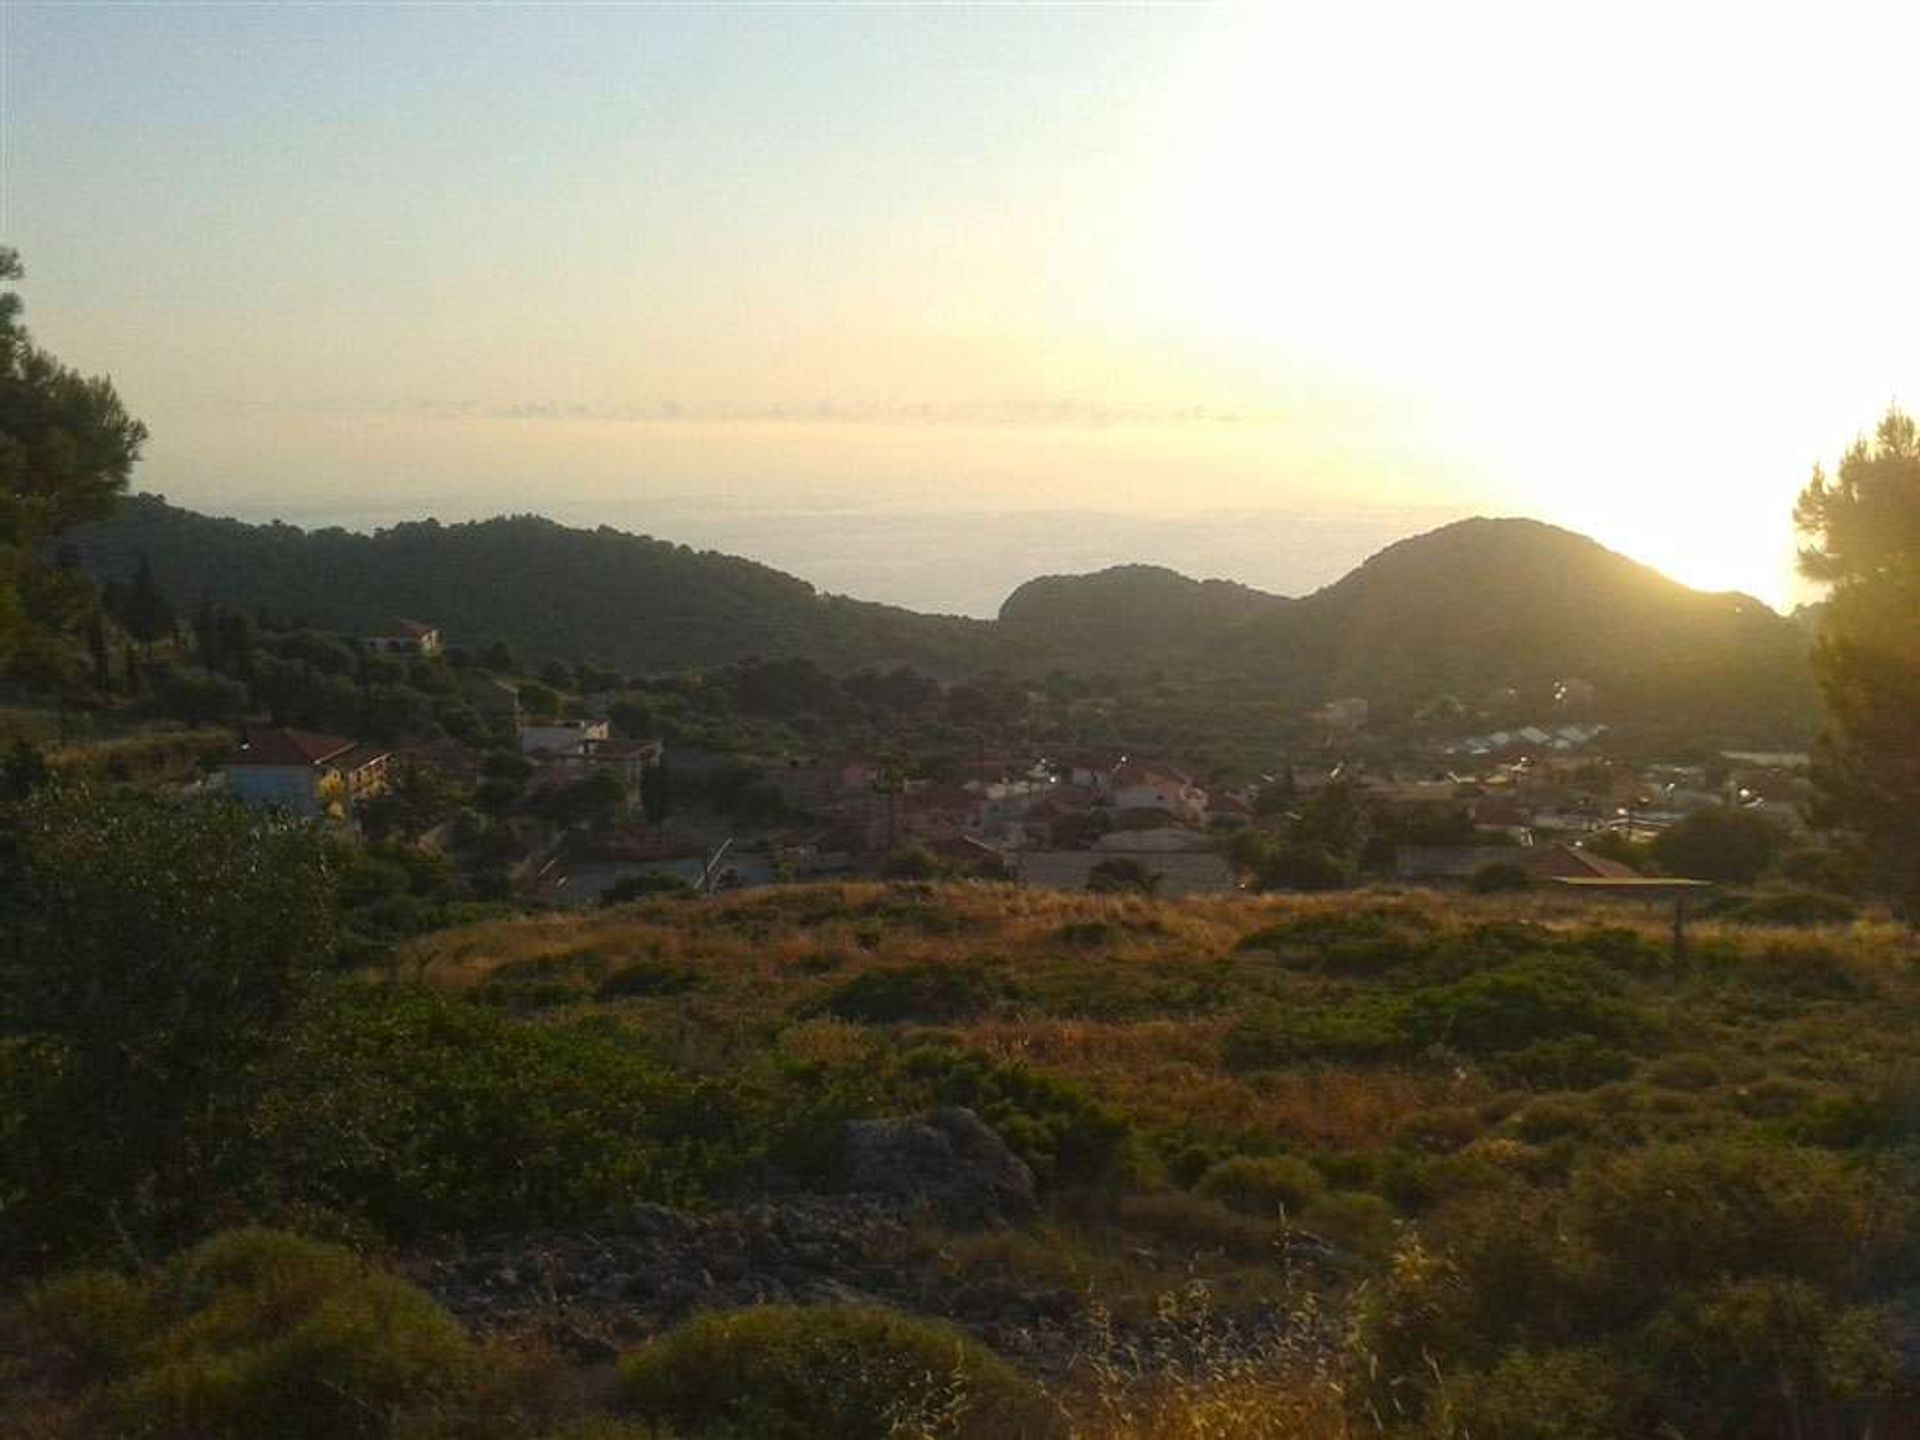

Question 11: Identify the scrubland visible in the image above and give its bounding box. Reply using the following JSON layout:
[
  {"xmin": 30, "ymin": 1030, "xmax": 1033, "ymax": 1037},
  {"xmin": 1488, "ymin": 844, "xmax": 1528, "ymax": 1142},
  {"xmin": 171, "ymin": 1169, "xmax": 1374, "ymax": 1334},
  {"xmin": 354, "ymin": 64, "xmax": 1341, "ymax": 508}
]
[{"xmin": 8, "ymin": 881, "xmax": 1918, "ymax": 1438}]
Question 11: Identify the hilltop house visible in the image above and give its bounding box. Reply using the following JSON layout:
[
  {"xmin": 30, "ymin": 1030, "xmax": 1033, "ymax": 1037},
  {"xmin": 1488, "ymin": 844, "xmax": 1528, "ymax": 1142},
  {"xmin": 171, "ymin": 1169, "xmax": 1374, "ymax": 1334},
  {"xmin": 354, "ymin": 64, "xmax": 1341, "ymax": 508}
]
[
  {"xmin": 521, "ymin": 718, "xmax": 610, "ymax": 761},
  {"xmin": 1107, "ymin": 760, "xmax": 1209, "ymax": 825},
  {"xmin": 361, "ymin": 618, "xmax": 441, "ymax": 656},
  {"xmin": 1394, "ymin": 842, "xmax": 1640, "ymax": 886},
  {"xmin": 224, "ymin": 725, "xmax": 390, "ymax": 819}
]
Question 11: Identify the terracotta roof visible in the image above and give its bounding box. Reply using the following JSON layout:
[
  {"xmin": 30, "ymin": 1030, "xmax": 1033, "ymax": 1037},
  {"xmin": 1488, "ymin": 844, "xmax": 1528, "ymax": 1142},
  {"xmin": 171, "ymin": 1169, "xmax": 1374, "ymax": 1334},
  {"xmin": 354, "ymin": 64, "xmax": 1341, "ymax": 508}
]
[
  {"xmin": 335, "ymin": 742, "xmax": 392, "ymax": 774},
  {"xmin": 904, "ymin": 783, "xmax": 977, "ymax": 812},
  {"xmin": 1531, "ymin": 844, "xmax": 1642, "ymax": 881},
  {"xmin": 227, "ymin": 726, "xmax": 356, "ymax": 769},
  {"xmin": 587, "ymin": 739, "xmax": 663, "ymax": 761},
  {"xmin": 384, "ymin": 618, "xmax": 438, "ymax": 639},
  {"xmin": 1111, "ymin": 760, "xmax": 1193, "ymax": 789}
]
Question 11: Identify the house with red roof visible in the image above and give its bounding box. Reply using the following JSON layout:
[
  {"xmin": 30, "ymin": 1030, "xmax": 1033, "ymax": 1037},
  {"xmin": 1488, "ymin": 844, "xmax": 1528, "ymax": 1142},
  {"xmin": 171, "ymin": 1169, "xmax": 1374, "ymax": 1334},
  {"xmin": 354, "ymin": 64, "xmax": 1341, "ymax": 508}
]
[
  {"xmin": 1108, "ymin": 760, "xmax": 1209, "ymax": 824},
  {"xmin": 223, "ymin": 725, "xmax": 390, "ymax": 819},
  {"xmin": 360, "ymin": 618, "xmax": 442, "ymax": 656}
]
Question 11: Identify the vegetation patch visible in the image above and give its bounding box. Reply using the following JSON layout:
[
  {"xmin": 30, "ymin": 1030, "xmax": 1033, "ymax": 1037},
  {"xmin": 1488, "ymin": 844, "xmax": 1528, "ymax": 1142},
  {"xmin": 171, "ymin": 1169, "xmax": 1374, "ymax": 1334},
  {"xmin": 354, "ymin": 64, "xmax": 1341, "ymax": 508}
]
[{"xmin": 618, "ymin": 1303, "xmax": 1064, "ymax": 1440}]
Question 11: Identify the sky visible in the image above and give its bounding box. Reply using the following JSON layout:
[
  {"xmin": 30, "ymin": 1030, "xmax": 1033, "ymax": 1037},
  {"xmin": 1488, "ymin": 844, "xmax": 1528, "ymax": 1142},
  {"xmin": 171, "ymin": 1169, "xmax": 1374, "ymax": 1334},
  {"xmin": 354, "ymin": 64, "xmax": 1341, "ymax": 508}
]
[{"xmin": 6, "ymin": 1, "xmax": 1918, "ymax": 616}]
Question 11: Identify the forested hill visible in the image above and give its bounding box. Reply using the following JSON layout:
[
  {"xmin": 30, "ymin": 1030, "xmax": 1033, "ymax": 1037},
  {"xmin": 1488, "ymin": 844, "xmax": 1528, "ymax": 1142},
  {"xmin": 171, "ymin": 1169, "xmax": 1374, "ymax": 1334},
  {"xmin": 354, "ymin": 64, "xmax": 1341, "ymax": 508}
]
[
  {"xmin": 1243, "ymin": 517, "xmax": 1821, "ymax": 723},
  {"xmin": 72, "ymin": 497, "xmax": 1817, "ymax": 729},
  {"xmin": 70, "ymin": 495, "xmax": 994, "ymax": 675}
]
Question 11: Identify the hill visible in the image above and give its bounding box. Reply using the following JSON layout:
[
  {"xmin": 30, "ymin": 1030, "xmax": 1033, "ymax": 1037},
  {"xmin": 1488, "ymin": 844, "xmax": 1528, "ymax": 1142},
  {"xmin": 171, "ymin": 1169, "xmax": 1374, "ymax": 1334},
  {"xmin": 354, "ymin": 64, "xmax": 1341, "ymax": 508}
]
[
  {"xmin": 13, "ymin": 874, "xmax": 1913, "ymax": 1437},
  {"xmin": 1250, "ymin": 517, "xmax": 1819, "ymax": 721},
  {"xmin": 69, "ymin": 498, "xmax": 1817, "ymax": 731},
  {"xmin": 68, "ymin": 494, "xmax": 992, "ymax": 676},
  {"xmin": 997, "ymin": 563, "xmax": 1286, "ymax": 661}
]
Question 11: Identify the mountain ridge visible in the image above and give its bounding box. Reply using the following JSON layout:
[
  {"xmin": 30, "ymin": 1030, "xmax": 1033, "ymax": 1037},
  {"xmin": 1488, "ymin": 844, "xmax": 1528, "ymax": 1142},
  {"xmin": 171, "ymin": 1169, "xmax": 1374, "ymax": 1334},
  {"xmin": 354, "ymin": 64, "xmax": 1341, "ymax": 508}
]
[{"xmin": 68, "ymin": 496, "xmax": 1816, "ymax": 728}]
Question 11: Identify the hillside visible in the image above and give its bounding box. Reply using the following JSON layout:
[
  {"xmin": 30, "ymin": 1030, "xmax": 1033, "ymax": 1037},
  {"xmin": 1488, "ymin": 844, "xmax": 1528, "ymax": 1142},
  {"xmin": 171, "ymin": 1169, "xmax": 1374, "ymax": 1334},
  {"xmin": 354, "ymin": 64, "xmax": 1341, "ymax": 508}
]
[
  {"xmin": 70, "ymin": 498, "xmax": 1817, "ymax": 730},
  {"xmin": 68, "ymin": 495, "xmax": 994, "ymax": 676},
  {"xmin": 1253, "ymin": 517, "xmax": 1821, "ymax": 721},
  {"xmin": 13, "ymin": 876, "xmax": 1915, "ymax": 1437},
  {"xmin": 997, "ymin": 563, "xmax": 1287, "ymax": 663}
]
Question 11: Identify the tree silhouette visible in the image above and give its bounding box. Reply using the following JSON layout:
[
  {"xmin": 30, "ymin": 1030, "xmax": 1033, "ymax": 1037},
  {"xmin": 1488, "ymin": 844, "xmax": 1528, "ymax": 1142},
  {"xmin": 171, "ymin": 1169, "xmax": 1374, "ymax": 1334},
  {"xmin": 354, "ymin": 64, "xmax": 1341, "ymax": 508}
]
[{"xmin": 1794, "ymin": 406, "xmax": 1920, "ymax": 916}]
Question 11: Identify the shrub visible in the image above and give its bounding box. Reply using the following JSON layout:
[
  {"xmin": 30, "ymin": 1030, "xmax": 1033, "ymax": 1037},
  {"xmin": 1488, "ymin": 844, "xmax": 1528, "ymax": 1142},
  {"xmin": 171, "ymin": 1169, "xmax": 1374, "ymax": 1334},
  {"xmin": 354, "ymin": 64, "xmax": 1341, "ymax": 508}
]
[
  {"xmin": 1116, "ymin": 1191, "xmax": 1279, "ymax": 1258},
  {"xmin": 1, "ymin": 788, "xmax": 336, "ymax": 1260},
  {"xmin": 1494, "ymin": 1036, "xmax": 1636, "ymax": 1090},
  {"xmin": 1511, "ymin": 1098, "xmax": 1594, "ymax": 1143},
  {"xmin": 1222, "ymin": 994, "xmax": 1408, "ymax": 1069},
  {"xmin": 1631, "ymin": 1277, "xmax": 1900, "ymax": 1439},
  {"xmin": 1572, "ymin": 1142, "xmax": 1882, "ymax": 1300},
  {"xmin": 1401, "ymin": 960, "xmax": 1641, "ymax": 1057},
  {"xmin": 1725, "ymin": 890, "xmax": 1861, "ymax": 927},
  {"xmin": 599, "ymin": 872, "xmax": 696, "ymax": 905},
  {"xmin": 596, "ymin": 959, "xmax": 701, "ymax": 999},
  {"xmin": 1433, "ymin": 1346, "xmax": 1623, "ymax": 1440},
  {"xmin": 1195, "ymin": 1155, "xmax": 1323, "ymax": 1217},
  {"xmin": 23, "ymin": 1267, "xmax": 150, "ymax": 1374},
  {"xmin": 1234, "ymin": 907, "xmax": 1436, "ymax": 973},
  {"xmin": 1469, "ymin": 861, "xmax": 1533, "ymax": 894},
  {"xmin": 1644, "ymin": 1053, "xmax": 1721, "ymax": 1091},
  {"xmin": 900, "ymin": 1042, "xmax": 1141, "ymax": 1192},
  {"xmin": 1651, "ymin": 808, "xmax": 1785, "ymax": 885},
  {"xmin": 1257, "ymin": 842, "xmax": 1355, "ymax": 892},
  {"xmin": 820, "ymin": 961, "xmax": 1000, "ymax": 1024},
  {"xmin": 1307, "ymin": 1189, "xmax": 1398, "ymax": 1259},
  {"xmin": 254, "ymin": 989, "xmax": 720, "ymax": 1236},
  {"xmin": 24, "ymin": 1229, "xmax": 476, "ymax": 1440},
  {"xmin": 1087, "ymin": 857, "xmax": 1159, "ymax": 895},
  {"xmin": 618, "ymin": 1303, "xmax": 1064, "ymax": 1440}
]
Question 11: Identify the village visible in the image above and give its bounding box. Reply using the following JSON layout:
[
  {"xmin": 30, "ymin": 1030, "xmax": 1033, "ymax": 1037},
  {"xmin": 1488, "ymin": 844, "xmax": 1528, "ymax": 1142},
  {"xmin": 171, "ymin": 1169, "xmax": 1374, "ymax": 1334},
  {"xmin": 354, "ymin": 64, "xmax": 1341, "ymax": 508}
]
[{"xmin": 206, "ymin": 616, "xmax": 1818, "ymax": 910}]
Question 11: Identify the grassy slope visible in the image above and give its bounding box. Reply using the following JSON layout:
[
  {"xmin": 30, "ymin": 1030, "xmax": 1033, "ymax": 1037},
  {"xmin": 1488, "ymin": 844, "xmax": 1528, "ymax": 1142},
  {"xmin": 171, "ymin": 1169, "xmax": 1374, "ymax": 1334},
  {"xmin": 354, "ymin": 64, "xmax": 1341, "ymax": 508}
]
[{"xmin": 400, "ymin": 882, "xmax": 1917, "ymax": 1162}]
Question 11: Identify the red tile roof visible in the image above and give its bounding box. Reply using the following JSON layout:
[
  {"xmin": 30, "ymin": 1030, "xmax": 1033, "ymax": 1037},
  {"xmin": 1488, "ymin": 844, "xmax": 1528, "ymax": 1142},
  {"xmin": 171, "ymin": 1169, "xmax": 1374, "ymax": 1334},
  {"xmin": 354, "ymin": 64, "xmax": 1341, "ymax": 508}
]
[{"xmin": 228, "ymin": 726, "xmax": 357, "ymax": 769}]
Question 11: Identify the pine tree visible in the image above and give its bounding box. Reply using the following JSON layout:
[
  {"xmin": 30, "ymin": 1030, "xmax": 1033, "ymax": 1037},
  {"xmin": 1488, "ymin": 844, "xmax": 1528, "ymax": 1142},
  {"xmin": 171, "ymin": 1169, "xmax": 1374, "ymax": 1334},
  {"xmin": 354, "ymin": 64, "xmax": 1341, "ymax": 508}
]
[{"xmin": 1794, "ymin": 407, "xmax": 1920, "ymax": 917}]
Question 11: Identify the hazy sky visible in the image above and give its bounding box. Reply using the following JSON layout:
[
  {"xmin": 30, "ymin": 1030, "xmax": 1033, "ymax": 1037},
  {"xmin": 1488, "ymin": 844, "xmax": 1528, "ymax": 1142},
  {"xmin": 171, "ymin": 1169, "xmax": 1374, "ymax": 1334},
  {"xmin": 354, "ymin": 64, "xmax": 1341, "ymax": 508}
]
[{"xmin": 7, "ymin": 2, "xmax": 1918, "ymax": 613}]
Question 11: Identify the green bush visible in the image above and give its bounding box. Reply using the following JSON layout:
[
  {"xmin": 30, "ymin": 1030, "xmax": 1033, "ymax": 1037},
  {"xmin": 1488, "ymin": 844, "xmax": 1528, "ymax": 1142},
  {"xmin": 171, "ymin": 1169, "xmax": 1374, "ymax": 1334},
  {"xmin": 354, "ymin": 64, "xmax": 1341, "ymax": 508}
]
[
  {"xmin": 1631, "ymin": 1277, "xmax": 1899, "ymax": 1439},
  {"xmin": 1195, "ymin": 1154, "xmax": 1323, "ymax": 1216},
  {"xmin": 1468, "ymin": 861, "xmax": 1533, "ymax": 894},
  {"xmin": 1307, "ymin": 1188, "xmax": 1398, "ymax": 1258},
  {"xmin": 1719, "ymin": 890, "xmax": 1860, "ymax": 927},
  {"xmin": 254, "ymin": 989, "xmax": 724, "ymax": 1236},
  {"xmin": 23, "ymin": 1267, "xmax": 151, "ymax": 1373},
  {"xmin": 1494, "ymin": 1036, "xmax": 1636, "ymax": 1090},
  {"xmin": 1115, "ymin": 1191, "xmax": 1279, "ymax": 1258},
  {"xmin": 1235, "ymin": 907, "xmax": 1435, "ymax": 975},
  {"xmin": 25, "ymin": 1229, "xmax": 475, "ymax": 1440},
  {"xmin": 819, "ymin": 961, "xmax": 1000, "ymax": 1024},
  {"xmin": 1401, "ymin": 960, "xmax": 1641, "ymax": 1057},
  {"xmin": 618, "ymin": 1303, "xmax": 1064, "ymax": 1439},
  {"xmin": 899, "ymin": 1042, "xmax": 1142, "ymax": 1192},
  {"xmin": 1573, "ymin": 1142, "xmax": 1884, "ymax": 1300},
  {"xmin": 597, "ymin": 959, "xmax": 701, "ymax": 999},
  {"xmin": 1511, "ymin": 1098, "xmax": 1595, "ymax": 1143},
  {"xmin": 1225, "ymin": 958, "xmax": 1646, "ymax": 1072},
  {"xmin": 1430, "ymin": 1346, "xmax": 1623, "ymax": 1440},
  {"xmin": 1222, "ymin": 993, "xmax": 1408, "ymax": 1069}
]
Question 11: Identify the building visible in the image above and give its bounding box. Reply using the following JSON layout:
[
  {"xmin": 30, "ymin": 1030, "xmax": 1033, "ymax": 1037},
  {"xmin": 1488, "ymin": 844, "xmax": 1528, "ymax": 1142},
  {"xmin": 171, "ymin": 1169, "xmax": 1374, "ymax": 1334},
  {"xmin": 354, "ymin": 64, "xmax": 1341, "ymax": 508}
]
[
  {"xmin": 459, "ymin": 673, "xmax": 523, "ymax": 735},
  {"xmin": 224, "ymin": 725, "xmax": 390, "ymax": 819},
  {"xmin": 1107, "ymin": 760, "xmax": 1209, "ymax": 824},
  {"xmin": 361, "ymin": 618, "xmax": 441, "ymax": 656},
  {"xmin": 521, "ymin": 718, "xmax": 610, "ymax": 761},
  {"xmin": 1393, "ymin": 842, "xmax": 1641, "ymax": 886},
  {"xmin": 1311, "ymin": 697, "xmax": 1370, "ymax": 730}
]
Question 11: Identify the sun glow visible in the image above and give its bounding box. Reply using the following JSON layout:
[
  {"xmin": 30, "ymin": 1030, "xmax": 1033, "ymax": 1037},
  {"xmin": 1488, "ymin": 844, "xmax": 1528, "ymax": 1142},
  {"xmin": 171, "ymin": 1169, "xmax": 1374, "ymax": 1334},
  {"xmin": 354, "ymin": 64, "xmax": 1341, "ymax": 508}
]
[{"xmin": 1133, "ymin": 3, "xmax": 1920, "ymax": 609}]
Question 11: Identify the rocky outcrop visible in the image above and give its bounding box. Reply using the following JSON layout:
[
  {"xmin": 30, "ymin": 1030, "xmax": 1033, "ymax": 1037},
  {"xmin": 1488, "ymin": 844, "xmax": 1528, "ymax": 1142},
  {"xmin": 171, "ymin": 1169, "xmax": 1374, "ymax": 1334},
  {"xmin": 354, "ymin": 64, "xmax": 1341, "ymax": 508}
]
[
  {"xmin": 842, "ymin": 1107, "xmax": 1037, "ymax": 1226},
  {"xmin": 407, "ymin": 1195, "xmax": 1078, "ymax": 1368}
]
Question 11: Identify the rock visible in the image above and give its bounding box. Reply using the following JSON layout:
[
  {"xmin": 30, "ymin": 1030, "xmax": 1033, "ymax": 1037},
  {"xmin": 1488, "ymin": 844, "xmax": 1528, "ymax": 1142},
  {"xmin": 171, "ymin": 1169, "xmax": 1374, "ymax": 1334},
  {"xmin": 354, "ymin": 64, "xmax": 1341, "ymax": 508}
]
[
  {"xmin": 625, "ymin": 1202, "xmax": 693, "ymax": 1240},
  {"xmin": 842, "ymin": 1106, "xmax": 1038, "ymax": 1226}
]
